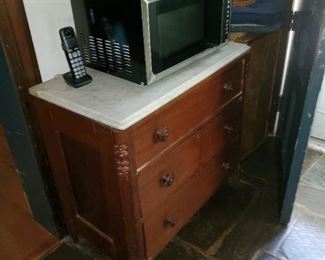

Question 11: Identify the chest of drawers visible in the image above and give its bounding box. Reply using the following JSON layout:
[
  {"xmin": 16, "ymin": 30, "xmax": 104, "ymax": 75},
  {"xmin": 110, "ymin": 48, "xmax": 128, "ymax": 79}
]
[{"xmin": 31, "ymin": 50, "xmax": 248, "ymax": 259}]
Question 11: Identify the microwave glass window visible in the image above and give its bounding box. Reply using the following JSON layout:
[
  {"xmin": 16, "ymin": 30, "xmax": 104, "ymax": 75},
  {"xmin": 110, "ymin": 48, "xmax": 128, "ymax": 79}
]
[
  {"xmin": 158, "ymin": 1, "xmax": 205, "ymax": 59},
  {"xmin": 150, "ymin": 0, "xmax": 210, "ymax": 74}
]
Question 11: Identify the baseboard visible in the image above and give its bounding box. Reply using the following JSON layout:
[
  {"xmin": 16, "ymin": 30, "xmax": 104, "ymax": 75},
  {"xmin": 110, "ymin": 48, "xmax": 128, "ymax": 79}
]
[{"xmin": 308, "ymin": 137, "xmax": 325, "ymax": 153}]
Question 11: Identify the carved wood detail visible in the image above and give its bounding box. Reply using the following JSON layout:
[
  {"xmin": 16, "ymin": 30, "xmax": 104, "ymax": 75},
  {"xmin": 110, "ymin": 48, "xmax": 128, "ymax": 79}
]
[{"xmin": 114, "ymin": 144, "xmax": 131, "ymax": 180}]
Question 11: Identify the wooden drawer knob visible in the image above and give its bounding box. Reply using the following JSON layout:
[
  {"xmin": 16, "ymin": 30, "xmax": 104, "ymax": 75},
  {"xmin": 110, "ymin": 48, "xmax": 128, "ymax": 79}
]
[
  {"xmin": 224, "ymin": 124, "xmax": 236, "ymax": 134},
  {"xmin": 222, "ymin": 162, "xmax": 232, "ymax": 171},
  {"xmin": 164, "ymin": 217, "xmax": 177, "ymax": 228},
  {"xmin": 154, "ymin": 128, "xmax": 169, "ymax": 142},
  {"xmin": 160, "ymin": 172, "xmax": 175, "ymax": 187},
  {"xmin": 223, "ymin": 82, "xmax": 234, "ymax": 93}
]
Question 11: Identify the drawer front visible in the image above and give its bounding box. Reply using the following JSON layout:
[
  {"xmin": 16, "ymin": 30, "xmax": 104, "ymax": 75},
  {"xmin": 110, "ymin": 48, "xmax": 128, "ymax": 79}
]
[
  {"xmin": 138, "ymin": 96, "xmax": 243, "ymax": 219},
  {"xmin": 131, "ymin": 60, "xmax": 244, "ymax": 168},
  {"xmin": 143, "ymin": 142, "xmax": 240, "ymax": 259}
]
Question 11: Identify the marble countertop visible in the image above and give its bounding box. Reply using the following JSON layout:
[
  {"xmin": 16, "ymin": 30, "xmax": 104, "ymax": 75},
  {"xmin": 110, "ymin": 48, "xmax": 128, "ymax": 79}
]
[{"xmin": 29, "ymin": 42, "xmax": 250, "ymax": 130}]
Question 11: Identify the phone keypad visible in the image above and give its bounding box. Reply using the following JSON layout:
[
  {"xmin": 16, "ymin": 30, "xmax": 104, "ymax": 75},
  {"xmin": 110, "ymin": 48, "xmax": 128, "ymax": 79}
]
[{"xmin": 68, "ymin": 48, "xmax": 87, "ymax": 79}]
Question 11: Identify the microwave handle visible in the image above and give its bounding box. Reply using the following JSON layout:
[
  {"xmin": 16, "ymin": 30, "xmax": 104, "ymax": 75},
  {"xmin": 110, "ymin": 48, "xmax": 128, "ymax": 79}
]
[
  {"xmin": 206, "ymin": 0, "xmax": 230, "ymax": 45},
  {"xmin": 223, "ymin": 0, "xmax": 232, "ymax": 42}
]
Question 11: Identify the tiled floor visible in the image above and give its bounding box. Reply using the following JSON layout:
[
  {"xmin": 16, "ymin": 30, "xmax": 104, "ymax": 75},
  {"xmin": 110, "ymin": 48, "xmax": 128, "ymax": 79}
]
[
  {"xmin": 44, "ymin": 140, "xmax": 325, "ymax": 260},
  {"xmin": 0, "ymin": 124, "xmax": 59, "ymax": 259}
]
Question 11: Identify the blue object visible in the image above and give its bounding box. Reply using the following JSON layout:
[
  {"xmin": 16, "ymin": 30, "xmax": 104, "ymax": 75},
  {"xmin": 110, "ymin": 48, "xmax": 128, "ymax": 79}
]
[
  {"xmin": 231, "ymin": 0, "xmax": 288, "ymax": 32},
  {"xmin": 231, "ymin": 22, "xmax": 283, "ymax": 33}
]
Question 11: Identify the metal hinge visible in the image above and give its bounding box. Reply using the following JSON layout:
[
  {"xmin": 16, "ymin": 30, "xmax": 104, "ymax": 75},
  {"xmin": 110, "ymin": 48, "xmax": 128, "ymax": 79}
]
[{"xmin": 290, "ymin": 11, "xmax": 302, "ymax": 31}]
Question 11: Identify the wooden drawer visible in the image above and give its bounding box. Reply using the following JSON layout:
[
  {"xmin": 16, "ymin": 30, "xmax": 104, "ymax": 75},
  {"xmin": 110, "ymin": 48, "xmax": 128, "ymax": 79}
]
[
  {"xmin": 131, "ymin": 61, "xmax": 244, "ymax": 168},
  {"xmin": 143, "ymin": 141, "xmax": 240, "ymax": 259},
  {"xmin": 138, "ymin": 96, "xmax": 243, "ymax": 219}
]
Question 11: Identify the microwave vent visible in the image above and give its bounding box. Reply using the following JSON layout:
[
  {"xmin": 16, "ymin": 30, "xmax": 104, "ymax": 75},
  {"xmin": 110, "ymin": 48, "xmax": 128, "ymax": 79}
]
[{"xmin": 79, "ymin": 33, "xmax": 133, "ymax": 75}]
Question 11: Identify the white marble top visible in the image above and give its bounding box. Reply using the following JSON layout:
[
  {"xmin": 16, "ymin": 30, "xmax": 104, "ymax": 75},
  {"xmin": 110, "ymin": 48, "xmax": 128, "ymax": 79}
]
[{"xmin": 29, "ymin": 42, "xmax": 250, "ymax": 130}]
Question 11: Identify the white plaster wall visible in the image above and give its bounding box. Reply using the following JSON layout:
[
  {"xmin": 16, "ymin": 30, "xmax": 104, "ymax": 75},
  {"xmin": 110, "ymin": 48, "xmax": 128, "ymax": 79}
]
[
  {"xmin": 23, "ymin": 0, "xmax": 75, "ymax": 82},
  {"xmin": 311, "ymin": 74, "xmax": 325, "ymax": 141}
]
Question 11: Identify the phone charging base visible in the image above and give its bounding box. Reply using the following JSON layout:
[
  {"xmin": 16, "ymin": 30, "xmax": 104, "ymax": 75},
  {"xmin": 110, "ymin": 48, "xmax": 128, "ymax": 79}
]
[{"xmin": 63, "ymin": 72, "xmax": 92, "ymax": 88}]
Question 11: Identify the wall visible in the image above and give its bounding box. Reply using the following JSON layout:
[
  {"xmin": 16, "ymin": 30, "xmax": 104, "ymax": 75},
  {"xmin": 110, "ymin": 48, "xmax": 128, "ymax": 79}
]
[{"xmin": 23, "ymin": 0, "xmax": 75, "ymax": 82}]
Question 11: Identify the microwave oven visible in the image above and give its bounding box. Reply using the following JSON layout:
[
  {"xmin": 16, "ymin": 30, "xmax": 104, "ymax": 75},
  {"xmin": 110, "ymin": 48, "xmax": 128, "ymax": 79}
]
[{"xmin": 70, "ymin": 0, "xmax": 231, "ymax": 85}]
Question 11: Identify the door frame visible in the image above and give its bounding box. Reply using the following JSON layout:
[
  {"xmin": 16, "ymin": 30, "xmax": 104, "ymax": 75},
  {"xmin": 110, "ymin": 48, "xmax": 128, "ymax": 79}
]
[
  {"xmin": 280, "ymin": 6, "xmax": 325, "ymax": 223},
  {"xmin": 0, "ymin": 0, "xmax": 61, "ymax": 236}
]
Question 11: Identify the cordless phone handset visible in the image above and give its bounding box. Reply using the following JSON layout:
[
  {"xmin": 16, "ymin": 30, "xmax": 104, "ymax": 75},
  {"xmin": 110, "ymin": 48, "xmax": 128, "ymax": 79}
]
[{"xmin": 59, "ymin": 26, "xmax": 92, "ymax": 88}]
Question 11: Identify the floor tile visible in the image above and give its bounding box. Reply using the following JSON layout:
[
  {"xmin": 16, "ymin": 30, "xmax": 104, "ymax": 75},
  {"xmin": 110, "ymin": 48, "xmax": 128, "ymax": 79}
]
[
  {"xmin": 76, "ymin": 238, "xmax": 112, "ymax": 259},
  {"xmin": 177, "ymin": 182, "xmax": 254, "ymax": 251},
  {"xmin": 278, "ymin": 209, "xmax": 325, "ymax": 260},
  {"xmin": 301, "ymin": 149, "xmax": 323, "ymax": 175},
  {"xmin": 253, "ymin": 251, "xmax": 282, "ymax": 260},
  {"xmin": 43, "ymin": 238, "xmax": 112, "ymax": 260},
  {"xmin": 215, "ymin": 189, "xmax": 284, "ymax": 260},
  {"xmin": 156, "ymin": 239, "xmax": 208, "ymax": 260},
  {"xmin": 300, "ymin": 157, "xmax": 325, "ymax": 190},
  {"xmin": 240, "ymin": 140, "xmax": 280, "ymax": 190},
  {"xmin": 43, "ymin": 243, "xmax": 91, "ymax": 260},
  {"xmin": 295, "ymin": 184, "xmax": 325, "ymax": 217},
  {"xmin": 216, "ymin": 221, "xmax": 284, "ymax": 260}
]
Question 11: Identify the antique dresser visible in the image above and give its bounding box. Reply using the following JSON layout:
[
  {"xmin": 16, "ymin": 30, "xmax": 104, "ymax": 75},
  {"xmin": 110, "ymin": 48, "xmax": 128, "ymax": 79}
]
[{"xmin": 29, "ymin": 42, "xmax": 250, "ymax": 259}]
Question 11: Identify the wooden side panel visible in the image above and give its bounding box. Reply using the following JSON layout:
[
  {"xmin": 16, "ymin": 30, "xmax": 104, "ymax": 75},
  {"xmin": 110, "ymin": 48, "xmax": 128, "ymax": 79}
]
[
  {"xmin": 59, "ymin": 134, "xmax": 111, "ymax": 234},
  {"xmin": 32, "ymin": 99, "xmax": 114, "ymax": 258},
  {"xmin": 231, "ymin": 32, "xmax": 284, "ymax": 158},
  {"xmin": 242, "ymin": 32, "xmax": 280, "ymax": 157},
  {"xmin": 32, "ymin": 97, "xmax": 146, "ymax": 260}
]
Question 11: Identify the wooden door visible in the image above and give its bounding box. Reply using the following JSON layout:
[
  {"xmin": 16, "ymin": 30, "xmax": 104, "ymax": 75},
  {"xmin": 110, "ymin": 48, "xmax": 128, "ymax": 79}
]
[{"xmin": 279, "ymin": 0, "xmax": 325, "ymax": 223}]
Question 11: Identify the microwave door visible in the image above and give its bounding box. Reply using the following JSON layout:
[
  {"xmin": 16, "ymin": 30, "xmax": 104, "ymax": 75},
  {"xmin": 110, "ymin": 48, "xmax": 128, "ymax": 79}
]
[{"xmin": 145, "ymin": 0, "xmax": 211, "ymax": 75}]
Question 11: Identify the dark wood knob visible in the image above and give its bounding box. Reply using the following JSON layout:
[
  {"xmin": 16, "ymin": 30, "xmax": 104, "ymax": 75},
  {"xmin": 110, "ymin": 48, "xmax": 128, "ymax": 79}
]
[
  {"xmin": 165, "ymin": 217, "xmax": 177, "ymax": 228},
  {"xmin": 224, "ymin": 124, "xmax": 235, "ymax": 134},
  {"xmin": 160, "ymin": 172, "xmax": 175, "ymax": 187},
  {"xmin": 154, "ymin": 128, "xmax": 169, "ymax": 142},
  {"xmin": 223, "ymin": 82, "xmax": 234, "ymax": 93},
  {"xmin": 222, "ymin": 162, "xmax": 231, "ymax": 171}
]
